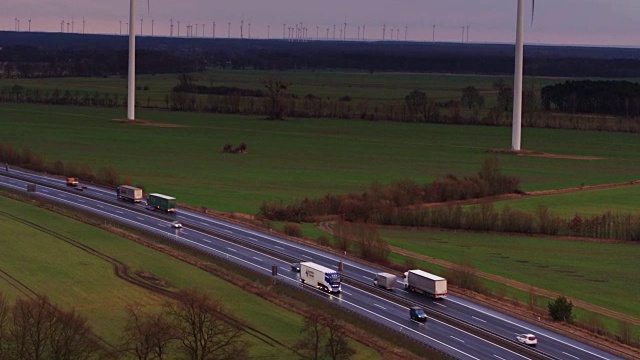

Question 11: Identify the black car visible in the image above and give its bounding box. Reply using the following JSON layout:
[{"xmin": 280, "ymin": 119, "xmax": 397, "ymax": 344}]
[
  {"xmin": 291, "ymin": 262, "xmax": 301, "ymax": 272},
  {"xmin": 410, "ymin": 306, "xmax": 427, "ymax": 322}
]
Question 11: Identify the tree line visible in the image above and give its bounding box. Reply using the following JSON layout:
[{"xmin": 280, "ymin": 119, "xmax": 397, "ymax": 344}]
[
  {"xmin": 5, "ymin": 36, "xmax": 640, "ymax": 77},
  {"xmin": 0, "ymin": 142, "xmax": 132, "ymax": 189},
  {"xmin": 0, "ymin": 289, "xmax": 251, "ymax": 360},
  {"xmin": 259, "ymin": 158, "xmax": 521, "ymax": 223},
  {"xmin": 541, "ymin": 80, "xmax": 640, "ymax": 117}
]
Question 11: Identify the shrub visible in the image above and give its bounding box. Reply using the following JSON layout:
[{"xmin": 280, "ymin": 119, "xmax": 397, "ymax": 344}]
[
  {"xmin": 283, "ymin": 223, "xmax": 302, "ymax": 237},
  {"xmin": 548, "ymin": 296, "xmax": 574, "ymax": 323}
]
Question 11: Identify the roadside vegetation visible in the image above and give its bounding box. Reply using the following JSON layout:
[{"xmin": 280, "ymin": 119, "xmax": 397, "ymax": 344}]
[{"xmin": 0, "ymin": 194, "xmax": 391, "ymax": 360}]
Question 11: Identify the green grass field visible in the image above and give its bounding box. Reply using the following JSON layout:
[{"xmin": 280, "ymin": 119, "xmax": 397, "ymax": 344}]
[
  {"xmin": 481, "ymin": 185, "xmax": 640, "ymax": 217},
  {"xmin": 0, "ymin": 194, "xmax": 381, "ymax": 359},
  {"xmin": 0, "ymin": 70, "xmax": 569, "ymax": 107},
  {"xmin": 2, "ymin": 103, "xmax": 640, "ymax": 214},
  {"xmin": 375, "ymin": 227, "xmax": 640, "ymax": 319}
]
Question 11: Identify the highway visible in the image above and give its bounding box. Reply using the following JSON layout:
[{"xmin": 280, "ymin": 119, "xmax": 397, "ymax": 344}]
[{"xmin": 0, "ymin": 169, "xmax": 631, "ymax": 360}]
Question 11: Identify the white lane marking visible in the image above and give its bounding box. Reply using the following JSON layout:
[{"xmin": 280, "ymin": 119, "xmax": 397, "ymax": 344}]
[
  {"xmin": 324, "ymin": 291, "xmax": 481, "ymax": 360},
  {"xmin": 363, "ymin": 275, "xmax": 371, "ymax": 279},
  {"xmin": 450, "ymin": 336, "xmax": 465, "ymax": 343},
  {"xmin": 273, "ymin": 245, "xmax": 284, "ymax": 250},
  {"xmin": 41, "ymin": 189, "xmax": 48, "ymax": 192},
  {"xmin": 77, "ymin": 199, "xmax": 85, "ymax": 203},
  {"xmin": 373, "ymin": 304, "xmax": 386, "ymax": 310},
  {"xmin": 494, "ymin": 355, "xmax": 506, "ymax": 360},
  {"xmin": 445, "ymin": 297, "xmax": 610, "ymax": 360},
  {"xmin": 180, "ymin": 210, "xmax": 374, "ymax": 272},
  {"xmin": 433, "ymin": 301, "xmax": 446, "ymax": 307},
  {"xmin": 301, "ymin": 254, "xmax": 313, "ymax": 259},
  {"xmin": 343, "ymin": 285, "xmax": 529, "ymax": 360},
  {"xmin": 158, "ymin": 223, "xmax": 165, "ymax": 227},
  {"xmin": 96, "ymin": 205, "xmax": 103, "ymax": 208},
  {"xmin": 137, "ymin": 217, "xmax": 145, "ymax": 221},
  {"xmin": 222, "ymin": 229, "xmax": 232, "ymax": 233},
  {"xmin": 202, "ymin": 239, "xmax": 211, "ymax": 243},
  {"xmin": 181, "ymin": 231, "xmax": 188, "ymax": 235},
  {"xmin": 116, "ymin": 210, "xmax": 124, "ymax": 214},
  {"xmin": 199, "ymin": 222, "xmax": 208, "ymax": 226},
  {"xmin": 562, "ymin": 352, "xmax": 580, "ymax": 360},
  {"xmin": 280, "ymin": 267, "xmax": 289, "ymax": 272},
  {"xmin": 472, "ymin": 316, "xmax": 487, "ymax": 323},
  {"xmin": 227, "ymin": 248, "xmax": 237, "ymax": 252},
  {"xmin": 252, "ymin": 257, "xmax": 263, "ymax": 262},
  {"xmin": 340, "ymin": 290, "xmax": 351, "ymax": 296},
  {"xmin": 59, "ymin": 194, "xmax": 66, "ymax": 197}
]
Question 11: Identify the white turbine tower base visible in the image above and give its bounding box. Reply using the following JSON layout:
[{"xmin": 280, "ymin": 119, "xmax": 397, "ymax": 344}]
[
  {"xmin": 511, "ymin": 0, "xmax": 524, "ymax": 151},
  {"xmin": 127, "ymin": 0, "xmax": 136, "ymax": 120}
]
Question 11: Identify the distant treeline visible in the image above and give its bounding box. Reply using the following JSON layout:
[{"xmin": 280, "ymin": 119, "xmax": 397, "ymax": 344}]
[
  {"xmin": 0, "ymin": 45, "xmax": 204, "ymax": 77},
  {"xmin": 541, "ymin": 80, "xmax": 640, "ymax": 117},
  {"xmin": 3, "ymin": 37, "xmax": 640, "ymax": 77}
]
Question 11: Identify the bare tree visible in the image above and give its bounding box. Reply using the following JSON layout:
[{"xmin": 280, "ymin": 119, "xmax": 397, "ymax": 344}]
[
  {"xmin": 122, "ymin": 306, "xmax": 175, "ymax": 360},
  {"xmin": 0, "ymin": 293, "xmax": 9, "ymax": 360},
  {"xmin": 10, "ymin": 295, "xmax": 51, "ymax": 360},
  {"xmin": 47, "ymin": 307, "xmax": 101, "ymax": 360},
  {"xmin": 323, "ymin": 317, "xmax": 354, "ymax": 360},
  {"xmin": 166, "ymin": 289, "xmax": 248, "ymax": 360},
  {"xmin": 263, "ymin": 78, "xmax": 289, "ymax": 120},
  {"xmin": 296, "ymin": 312, "xmax": 326, "ymax": 360}
]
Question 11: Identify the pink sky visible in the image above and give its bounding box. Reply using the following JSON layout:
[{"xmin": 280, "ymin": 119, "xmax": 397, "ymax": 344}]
[{"xmin": 2, "ymin": 0, "xmax": 639, "ymax": 46}]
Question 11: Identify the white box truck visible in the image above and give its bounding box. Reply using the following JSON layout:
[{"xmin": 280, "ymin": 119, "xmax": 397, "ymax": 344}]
[
  {"xmin": 404, "ymin": 269, "xmax": 447, "ymax": 298},
  {"xmin": 116, "ymin": 185, "xmax": 143, "ymax": 202},
  {"xmin": 300, "ymin": 262, "xmax": 341, "ymax": 293},
  {"xmin": 374, "ymin": 272, "xmax": 397, "ymax": 290}
]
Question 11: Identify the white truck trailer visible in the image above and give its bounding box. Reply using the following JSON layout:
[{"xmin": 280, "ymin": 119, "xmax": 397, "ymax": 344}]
[
  {"xmin": 116, "ymin": 185, "xmax": 143, "ymax": 202},
  {"xmin": 300, "ymin": 262, "xmax": 341, "ymax": 293},
  {"xmin": 373, "ymin": 272, "xmax": 397, "ymax": 290},
  {"xmin": 403, "ymin": 269, "xmax": 447, "ymax": 298}
]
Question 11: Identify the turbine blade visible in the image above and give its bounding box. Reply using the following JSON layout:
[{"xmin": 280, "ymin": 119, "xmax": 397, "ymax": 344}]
[{"xmin": 531, "ymin": 0, "xmax": 535, "ymax": 26}]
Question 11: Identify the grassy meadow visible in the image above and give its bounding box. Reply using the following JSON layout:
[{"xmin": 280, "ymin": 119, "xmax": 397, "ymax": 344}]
[
  {"xmin": 0, "ymin": 70, "xmax": 570, "ymax": 107},
  {"xmin": 483, "ymin": 185, "xmax": 640, "ymax": 217},
  {"xmin": 375, "ymin": 227, "xmax": 640, "ymax": 319},
  {"xmin": 0, "ymin": 194, "xmax": 381, "ymax": 359},
  {"xmin": 2, "ymin": 103, "xmax": 640, "ymax": 214}
]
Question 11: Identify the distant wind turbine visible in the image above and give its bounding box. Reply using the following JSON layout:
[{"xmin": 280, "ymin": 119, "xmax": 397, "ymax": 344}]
[{"xmin": 511, "ymin": 0, "xmax": 535, "ymax": 151}]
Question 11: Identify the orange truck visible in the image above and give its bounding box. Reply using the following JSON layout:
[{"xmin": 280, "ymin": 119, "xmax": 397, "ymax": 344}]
[{"xmin": 66, "ymin": 177, "xmax": 79, "ymax": 186}]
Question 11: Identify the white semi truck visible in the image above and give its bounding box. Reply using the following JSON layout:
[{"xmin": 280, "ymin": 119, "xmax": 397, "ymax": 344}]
[
  {"xmin": 300, "ymin": 262, "xmax": 341, "ymax": 293},
  {"xmin": 403, "ymin": 269, "xmax": 447, "ymax": 298},
  {"xmin": 373, "ymin": 272, "xmax": 398, "ymax": 290},
  {"xmin": 116, "ymin": 185, "xmax": 143, "ymax": 202}
]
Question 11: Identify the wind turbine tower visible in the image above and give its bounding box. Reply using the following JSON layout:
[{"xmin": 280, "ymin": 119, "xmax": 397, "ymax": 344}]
[
  {"xmin": 512, "ymin": 0, "xmax": 525, "ymax": 150},
  {"xmin": 177, "ymin": 21, "xmax": 180, "ymax": 36},
  {"xmin": 228, "ymin": 22, "xmax": 231, "ymax": 38},
  {"xmin": 120, "ymin": 21, "xmax": 122, "ymax": 35},
  {"xmin": 433, "ymin": 24, "xmax": 435, "ymax": 42},
  {"xmin": 405, "ymin": 26, "xmax": 407, "ymax": 41},
  {"xmin": 152, "ymin": 19, "xmax": 154, "ymax": 36},
  {"xmin": 127, "ymin": 0, "xmax": 136, "ymax": 120},
  {"xmin": 466, "ymin": 25, "xmax": 470, "ymax": 42},
  {"xmin": 82, "ymin": 17, "xmax": 85, "ymax": 34},
  {"xmin": 362, "ymin": 25, "xmax": 365, "ymax": 41},
  {"xmin": 382, "ymin": 24, "xmax": 385, "ymax": 40},
  {"xmin": 267, "ymin": 25, "xmax": 270, "ymax": 39}
]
